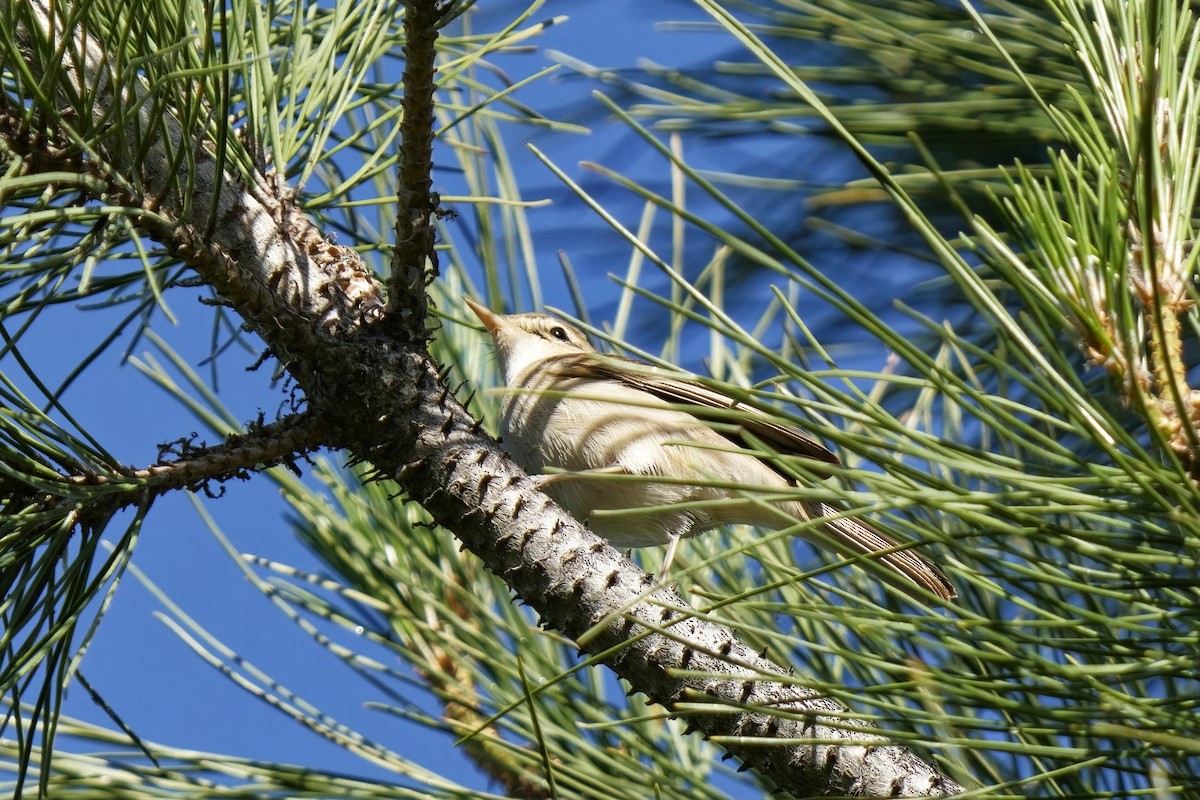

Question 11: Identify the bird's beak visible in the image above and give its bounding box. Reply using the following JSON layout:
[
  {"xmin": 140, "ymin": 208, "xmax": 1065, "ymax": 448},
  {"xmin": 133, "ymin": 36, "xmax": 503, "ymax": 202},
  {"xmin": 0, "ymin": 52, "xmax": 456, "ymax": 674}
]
[{"xmin": 463, "ymin": 296, "xmax": 503, "ymax": 334}]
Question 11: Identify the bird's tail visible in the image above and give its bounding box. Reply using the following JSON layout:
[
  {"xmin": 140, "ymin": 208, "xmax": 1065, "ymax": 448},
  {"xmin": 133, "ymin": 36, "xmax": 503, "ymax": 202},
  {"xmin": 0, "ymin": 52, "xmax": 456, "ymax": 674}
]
[{"xmin": 803, "ymin": 502, "xmax": 957, "ymax": 603}]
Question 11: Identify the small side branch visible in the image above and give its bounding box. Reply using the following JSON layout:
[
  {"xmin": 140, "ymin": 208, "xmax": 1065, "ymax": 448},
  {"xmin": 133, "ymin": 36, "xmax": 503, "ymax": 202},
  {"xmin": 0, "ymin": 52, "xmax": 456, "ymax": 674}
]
[
  {"xmin": 69, "ymin": 413, "xmax": 329, "ymax": 494},
  {"xmin": 1, "ymin": 414, "xmax": 330, "ymax": 552},
  {"xmin": 389, "ymin": 0, "xmax": 451, "ymax": 340},
  {"xmin": 0, "ymin": 414, "xmax": 334, "ymax": 530}
]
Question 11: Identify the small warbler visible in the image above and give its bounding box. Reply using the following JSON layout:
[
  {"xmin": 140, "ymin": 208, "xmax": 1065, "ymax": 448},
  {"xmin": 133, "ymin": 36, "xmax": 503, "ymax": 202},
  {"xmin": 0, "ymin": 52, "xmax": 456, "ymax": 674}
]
[{"xmin": 466, "ymin": 297, "xmax": 956, "ymax": 603}]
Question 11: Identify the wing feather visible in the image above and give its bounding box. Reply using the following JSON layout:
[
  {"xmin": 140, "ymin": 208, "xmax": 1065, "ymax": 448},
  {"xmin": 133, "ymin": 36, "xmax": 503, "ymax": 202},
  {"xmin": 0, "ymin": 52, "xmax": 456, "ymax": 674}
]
[{"xmin": 553, "ymin": 354, "xmax": 840, "ymax": 477}]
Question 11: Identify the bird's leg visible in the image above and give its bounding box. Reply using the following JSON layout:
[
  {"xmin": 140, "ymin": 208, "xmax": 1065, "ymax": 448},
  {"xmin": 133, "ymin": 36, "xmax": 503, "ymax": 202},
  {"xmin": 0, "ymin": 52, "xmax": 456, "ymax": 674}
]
[
  {"xmin": 657, "ymin": 532, "xmax": 682, "ymax": 582},
  {"xmin": 531, "ymin": 464, "xmax": 629, "ymax": 490}
]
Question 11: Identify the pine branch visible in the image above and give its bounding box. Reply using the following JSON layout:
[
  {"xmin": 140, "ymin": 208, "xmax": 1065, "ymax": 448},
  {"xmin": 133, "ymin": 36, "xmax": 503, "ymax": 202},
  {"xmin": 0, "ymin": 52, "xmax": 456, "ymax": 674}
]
[
  {"xmin": 3, "ymin": 1, "xmax": 963, "ymax": 795},
  {"xmin": 65, "ymin": 413, "xmax": 327, "ymax": 491},
  {"xmin": 0, "ymin": 412, "xmax": 327, "ymax": 513},
  {"xmin": 388, "ymin": 0, "xmax": 454, "ymax": 340}
]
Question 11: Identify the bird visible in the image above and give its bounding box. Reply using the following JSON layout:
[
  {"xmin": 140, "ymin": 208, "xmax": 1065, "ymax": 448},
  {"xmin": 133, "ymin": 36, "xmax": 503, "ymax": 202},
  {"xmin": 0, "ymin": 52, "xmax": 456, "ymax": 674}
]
[{"xmin": 464, "ymin": 296, "xmax": 956, "ymax": 603}]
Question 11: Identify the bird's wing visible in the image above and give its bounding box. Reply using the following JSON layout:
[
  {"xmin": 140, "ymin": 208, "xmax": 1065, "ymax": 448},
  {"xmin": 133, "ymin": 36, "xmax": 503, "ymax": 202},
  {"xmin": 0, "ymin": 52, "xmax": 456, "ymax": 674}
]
[{"xmin": 552, "ymin": 354, "xmax": 841, "ymax": 477}]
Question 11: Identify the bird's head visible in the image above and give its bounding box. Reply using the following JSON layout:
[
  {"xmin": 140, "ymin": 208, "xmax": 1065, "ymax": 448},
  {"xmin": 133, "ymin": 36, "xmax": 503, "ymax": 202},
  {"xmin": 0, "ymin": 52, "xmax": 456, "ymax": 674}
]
[{"xmin": 464, "ymin": 297, "xmax": 595, "ymax": 385}]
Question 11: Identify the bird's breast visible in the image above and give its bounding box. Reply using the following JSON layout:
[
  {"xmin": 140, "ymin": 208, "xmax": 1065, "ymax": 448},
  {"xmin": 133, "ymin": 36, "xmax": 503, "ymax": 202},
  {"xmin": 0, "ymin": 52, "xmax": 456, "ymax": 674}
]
[{"xmin": 497, "ymin": 364, "xmax": 797, "ymax": 546}]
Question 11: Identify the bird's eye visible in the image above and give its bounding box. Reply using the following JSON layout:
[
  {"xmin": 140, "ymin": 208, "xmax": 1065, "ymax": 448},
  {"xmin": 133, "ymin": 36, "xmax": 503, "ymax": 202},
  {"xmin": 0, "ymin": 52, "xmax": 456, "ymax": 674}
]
[{"xmin": 549, "ymin": 326, "xmax": 570, "ymax": 341}]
